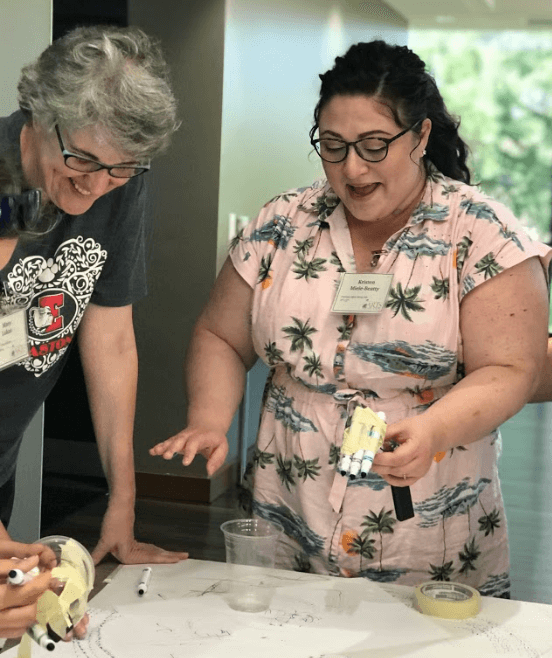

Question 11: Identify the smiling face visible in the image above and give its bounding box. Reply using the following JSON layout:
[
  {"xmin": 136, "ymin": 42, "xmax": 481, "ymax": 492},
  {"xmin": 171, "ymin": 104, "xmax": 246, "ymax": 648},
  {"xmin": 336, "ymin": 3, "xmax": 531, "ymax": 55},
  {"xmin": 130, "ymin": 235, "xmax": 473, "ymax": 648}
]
[
  {"xmin": 20, "ymin": 122, "xmax": 133, "ymax": 216},
  {"xmin": 318, "ymin": 94, "xmax": 431, "ymax": 231}
]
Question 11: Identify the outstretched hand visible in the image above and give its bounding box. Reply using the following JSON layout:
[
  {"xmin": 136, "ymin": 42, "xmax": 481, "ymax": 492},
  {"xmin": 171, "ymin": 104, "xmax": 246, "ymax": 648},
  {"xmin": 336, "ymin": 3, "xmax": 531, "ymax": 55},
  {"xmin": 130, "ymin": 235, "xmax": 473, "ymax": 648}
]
[
  {"xmin": 91, "ymin": 504, "xmax": 189, "ymax": 566},
  {"xmin": 149, "ymin": 426, "xmax": 229, "ymax": 476}
]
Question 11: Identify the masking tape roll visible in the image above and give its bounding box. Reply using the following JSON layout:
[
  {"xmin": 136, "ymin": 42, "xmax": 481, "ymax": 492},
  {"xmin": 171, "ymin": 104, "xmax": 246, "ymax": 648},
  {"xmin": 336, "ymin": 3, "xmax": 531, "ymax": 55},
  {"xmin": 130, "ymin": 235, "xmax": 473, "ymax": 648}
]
[{"xmin": 414, "ymin": 581, "xmax": 481, "ymax": 619}]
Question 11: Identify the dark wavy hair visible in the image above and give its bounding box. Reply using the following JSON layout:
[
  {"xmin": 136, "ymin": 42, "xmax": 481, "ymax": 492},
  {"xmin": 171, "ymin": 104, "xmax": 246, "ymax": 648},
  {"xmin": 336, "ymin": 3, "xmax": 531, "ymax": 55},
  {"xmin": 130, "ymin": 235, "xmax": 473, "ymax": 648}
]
[{"xmin": 310, "ymin": 41, "xmax": 471, "ymax": 184}]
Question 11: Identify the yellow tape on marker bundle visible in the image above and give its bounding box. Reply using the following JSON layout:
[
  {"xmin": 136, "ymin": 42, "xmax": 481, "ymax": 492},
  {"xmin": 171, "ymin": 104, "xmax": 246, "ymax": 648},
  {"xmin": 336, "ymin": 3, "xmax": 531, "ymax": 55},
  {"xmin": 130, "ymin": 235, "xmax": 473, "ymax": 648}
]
[{"xmin": 414, "ymin": 581, "xmax": 481, "ymax": 619}]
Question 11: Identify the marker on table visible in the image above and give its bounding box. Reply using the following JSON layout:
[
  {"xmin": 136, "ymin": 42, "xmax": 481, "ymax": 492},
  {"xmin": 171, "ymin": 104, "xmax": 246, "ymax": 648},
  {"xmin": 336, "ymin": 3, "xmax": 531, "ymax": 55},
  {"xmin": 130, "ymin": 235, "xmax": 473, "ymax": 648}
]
[
  {"xmin": 28, "ymin": 623, "xmax": 55, "ymax": 652},
  {"xmin": 7, "ymin": 566, "xmax": 40, "ymax": 586},
  {"xmin": 137, "ymin": 567, "xmax": 152, "ymax": 596}
]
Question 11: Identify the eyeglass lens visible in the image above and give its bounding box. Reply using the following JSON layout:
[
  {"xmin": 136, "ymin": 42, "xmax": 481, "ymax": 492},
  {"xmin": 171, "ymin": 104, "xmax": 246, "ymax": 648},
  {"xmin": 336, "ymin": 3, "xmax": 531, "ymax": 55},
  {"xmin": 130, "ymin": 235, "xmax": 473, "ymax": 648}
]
[
  {"xmin": 316, "ymin": 138, "xmax": 389, "ymax": 162},
  {"xmin": 64, "ymin": 156, "xmax": 145, "ymax": 178}
]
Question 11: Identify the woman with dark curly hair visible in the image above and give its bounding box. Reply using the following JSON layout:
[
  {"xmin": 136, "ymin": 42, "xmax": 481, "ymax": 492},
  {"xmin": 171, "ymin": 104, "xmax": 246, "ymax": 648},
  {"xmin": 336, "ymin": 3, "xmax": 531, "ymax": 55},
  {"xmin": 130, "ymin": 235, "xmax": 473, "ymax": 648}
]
[{"xmin": 152, "ymin": 41, "xmax": 550, "ymax": 596}]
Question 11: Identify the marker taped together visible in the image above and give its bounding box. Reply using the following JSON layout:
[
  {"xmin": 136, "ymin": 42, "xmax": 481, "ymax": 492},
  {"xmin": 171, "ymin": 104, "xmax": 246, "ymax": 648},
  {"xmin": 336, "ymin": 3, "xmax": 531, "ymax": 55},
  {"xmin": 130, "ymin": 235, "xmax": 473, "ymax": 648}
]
[{"xmin": 414, "ymin": 581, "xmax": 481, "ymax": 620}]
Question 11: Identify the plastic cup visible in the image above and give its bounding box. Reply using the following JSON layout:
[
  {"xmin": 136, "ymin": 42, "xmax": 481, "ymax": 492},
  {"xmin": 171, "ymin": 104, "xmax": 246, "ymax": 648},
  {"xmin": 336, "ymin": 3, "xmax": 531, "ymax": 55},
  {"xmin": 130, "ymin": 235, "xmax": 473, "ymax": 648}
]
[{"xmin": 220, "ymin": 518, "xmax": 283, "ymax": 612}]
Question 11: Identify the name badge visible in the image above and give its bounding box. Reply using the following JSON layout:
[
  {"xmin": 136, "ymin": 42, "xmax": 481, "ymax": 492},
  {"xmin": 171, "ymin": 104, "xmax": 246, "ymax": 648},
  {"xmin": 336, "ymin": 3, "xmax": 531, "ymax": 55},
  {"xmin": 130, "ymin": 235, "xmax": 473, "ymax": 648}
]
[
  {"xmin": 0, "ymin": 307, "xmax": 30, "ymax": 371},
  {"xmin": 332, "ymin": 272, "xmax": 393, "ymax": 314}
]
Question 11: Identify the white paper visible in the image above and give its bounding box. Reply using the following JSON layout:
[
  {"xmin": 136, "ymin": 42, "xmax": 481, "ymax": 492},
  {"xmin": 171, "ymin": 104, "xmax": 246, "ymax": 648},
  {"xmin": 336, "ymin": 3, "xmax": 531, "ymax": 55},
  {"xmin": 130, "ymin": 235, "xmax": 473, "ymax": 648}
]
[{"xmin": 5, "ymin": 560, "xmax": 552, "ymax": 658}]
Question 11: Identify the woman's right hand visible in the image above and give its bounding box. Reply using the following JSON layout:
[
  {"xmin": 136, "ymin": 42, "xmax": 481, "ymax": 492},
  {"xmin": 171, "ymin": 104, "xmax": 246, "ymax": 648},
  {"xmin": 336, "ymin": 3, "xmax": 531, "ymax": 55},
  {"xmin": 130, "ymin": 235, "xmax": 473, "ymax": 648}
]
[
  {"xmin": 0, "ymin": 544, "xmax": 53, "ymax": 639},
  {"xmin": 149, "ymin": 427, "xmax": 229, "ymax": 476}
]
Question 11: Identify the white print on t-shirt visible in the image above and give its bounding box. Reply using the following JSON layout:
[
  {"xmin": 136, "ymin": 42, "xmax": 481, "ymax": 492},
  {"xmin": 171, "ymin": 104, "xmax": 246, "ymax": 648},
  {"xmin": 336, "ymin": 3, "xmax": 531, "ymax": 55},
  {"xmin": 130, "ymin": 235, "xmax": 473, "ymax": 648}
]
[{"xmin": 3, "ymin": 236, "xmax": 107, "ymax": 377}]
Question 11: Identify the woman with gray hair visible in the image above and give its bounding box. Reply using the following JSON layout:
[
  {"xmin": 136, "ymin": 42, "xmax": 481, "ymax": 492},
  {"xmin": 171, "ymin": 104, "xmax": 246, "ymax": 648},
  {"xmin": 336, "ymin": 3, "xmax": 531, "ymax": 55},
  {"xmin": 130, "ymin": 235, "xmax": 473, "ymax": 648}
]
[{"xmin": 0, "ymin": 25, "xmax": 188, "ymax": 566}]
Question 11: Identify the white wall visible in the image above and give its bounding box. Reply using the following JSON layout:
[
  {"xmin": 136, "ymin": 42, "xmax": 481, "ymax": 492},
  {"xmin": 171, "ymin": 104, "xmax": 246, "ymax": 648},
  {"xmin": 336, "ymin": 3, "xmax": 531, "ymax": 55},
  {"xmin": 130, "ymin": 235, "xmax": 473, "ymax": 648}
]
[
  {"xmin": 0, "ymin": 0, "xmax": 52, "ymax": 114},
  {"xmin": 1, "ymin": 0, "xmax": 52, "ymax": 541},
  {"xmin": 217, "ymin": 0, "xmax": 408, "ymax": 267}
]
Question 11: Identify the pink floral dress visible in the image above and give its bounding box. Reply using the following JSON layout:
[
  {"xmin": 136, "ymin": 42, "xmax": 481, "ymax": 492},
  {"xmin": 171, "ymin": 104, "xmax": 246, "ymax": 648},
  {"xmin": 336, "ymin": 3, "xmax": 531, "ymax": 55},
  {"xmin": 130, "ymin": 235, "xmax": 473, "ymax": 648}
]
[{"xmin": 229, "ymin": 169, "xmax": 550, "ymax": 596}]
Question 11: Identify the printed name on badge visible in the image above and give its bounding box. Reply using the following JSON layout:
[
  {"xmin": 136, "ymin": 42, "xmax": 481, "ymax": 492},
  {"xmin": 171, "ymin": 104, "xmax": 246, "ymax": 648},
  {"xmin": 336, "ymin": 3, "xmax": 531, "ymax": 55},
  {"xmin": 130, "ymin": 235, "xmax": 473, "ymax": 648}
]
[{"xmin": 331, "ymin": 272, "xmax": 393, "ymax": 314}]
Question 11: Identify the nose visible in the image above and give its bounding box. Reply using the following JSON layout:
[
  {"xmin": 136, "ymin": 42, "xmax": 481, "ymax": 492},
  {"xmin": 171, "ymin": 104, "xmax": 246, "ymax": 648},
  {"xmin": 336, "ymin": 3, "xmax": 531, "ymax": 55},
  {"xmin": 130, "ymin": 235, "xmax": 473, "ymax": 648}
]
[
  {"xmin": 342, "ymin": 146, "xmax": 370, "ymax": 179},
  {"xmin": 82, "ymin": 169, "xmax": 125, "ymax": 196}
]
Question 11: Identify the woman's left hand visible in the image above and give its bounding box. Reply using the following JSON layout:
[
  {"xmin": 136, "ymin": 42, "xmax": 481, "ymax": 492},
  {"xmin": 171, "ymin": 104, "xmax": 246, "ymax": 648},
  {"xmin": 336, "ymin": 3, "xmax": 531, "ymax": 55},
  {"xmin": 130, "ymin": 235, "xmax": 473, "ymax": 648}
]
[
  {"xmin": 371, "ymin": 415, "xmax": 442, "ymax": 487},
  {"xmin": 91, "ymin": 505, "xmax": 189, "ymax": 566}
]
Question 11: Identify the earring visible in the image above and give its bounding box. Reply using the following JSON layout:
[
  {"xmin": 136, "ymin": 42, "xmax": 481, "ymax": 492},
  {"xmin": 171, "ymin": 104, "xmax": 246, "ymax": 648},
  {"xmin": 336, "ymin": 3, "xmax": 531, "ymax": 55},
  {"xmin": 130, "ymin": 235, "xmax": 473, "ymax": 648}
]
[{"xmin": 422, "ymin": 149, "xmax": 427, "ymax": 156}]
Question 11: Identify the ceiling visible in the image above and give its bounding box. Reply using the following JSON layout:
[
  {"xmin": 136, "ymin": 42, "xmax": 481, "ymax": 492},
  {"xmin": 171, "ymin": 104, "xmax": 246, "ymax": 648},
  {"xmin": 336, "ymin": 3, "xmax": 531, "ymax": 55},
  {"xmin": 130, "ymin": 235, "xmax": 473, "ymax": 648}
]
[{"xmin": 382, "ymin": 0, "xmax": 552, "ymax": 30}]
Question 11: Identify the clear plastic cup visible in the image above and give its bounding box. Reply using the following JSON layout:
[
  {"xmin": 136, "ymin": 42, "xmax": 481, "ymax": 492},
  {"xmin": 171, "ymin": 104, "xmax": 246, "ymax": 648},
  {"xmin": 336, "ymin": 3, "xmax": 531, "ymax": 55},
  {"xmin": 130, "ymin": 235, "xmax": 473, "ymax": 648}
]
[
  {"xmin": 220, "ymin": 518, "xmax": 283, "ymax": 612},
  {"xmin": 35, "ymin": 535, "xmax": 95, "ymax": 634}
]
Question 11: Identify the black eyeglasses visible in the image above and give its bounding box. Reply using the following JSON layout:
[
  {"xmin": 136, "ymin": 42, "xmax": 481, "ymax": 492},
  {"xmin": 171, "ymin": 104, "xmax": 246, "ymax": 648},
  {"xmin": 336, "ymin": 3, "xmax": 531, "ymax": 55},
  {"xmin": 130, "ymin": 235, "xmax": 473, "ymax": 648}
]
[
  {"xmin": 311, "ymin": 120, "xmax": 423, "ymax": 164},
  {"xmin": 55, "ymin": 125, "xmax": 150, "ymax": 178}
]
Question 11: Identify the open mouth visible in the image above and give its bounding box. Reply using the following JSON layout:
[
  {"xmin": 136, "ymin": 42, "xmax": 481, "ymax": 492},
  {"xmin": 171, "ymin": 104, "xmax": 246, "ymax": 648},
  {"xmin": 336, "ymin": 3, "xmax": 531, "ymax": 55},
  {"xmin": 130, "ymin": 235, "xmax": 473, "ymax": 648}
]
[
  {"xmin": 347, "ymin": 182, "xmax": 380, "ymax": 199},
  {"xmin": 69, "ymin": 178, "xmax": 92, "ymax": 196}
]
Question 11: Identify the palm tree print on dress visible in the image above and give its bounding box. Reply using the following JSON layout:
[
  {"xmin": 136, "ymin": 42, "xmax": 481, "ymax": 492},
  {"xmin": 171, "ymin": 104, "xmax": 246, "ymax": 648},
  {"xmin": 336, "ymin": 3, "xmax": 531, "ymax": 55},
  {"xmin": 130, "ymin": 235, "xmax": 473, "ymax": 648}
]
[
  {"xmin": 361, "ymin": 508, "xmax": 397, "ymax": 571},
  {"xmin": 253, "ymin": 447, "xmax": 274, "ymax": 470},
  {"xmin": 349, "ymin": 340, "xmax": 457, "ymax": 380},
  {"xmin": 478, "ymin": 505, "xmax": 501, "ymax": 536},
  {"xmin": 258, "ymin": 254, "xmax": 274, "ymax": 289},
  {"xmin": 265, "ymin": 383, "xmax": 319, "ymax": 433},
  {"xmin": 342, "ymin": 531, "xmax": 376, "ymax": 572},
  {"xmin": 415, "ymin": 477, "xmax": 491, "ymax": 529},
  {"xmin": 293, "ymin": 455, "xmax": 321, "ymax": 482},
  {"xmin": 229, "ymin": 227, "xmax": 245, "ymax": 252},
  {"xmin": 458, "ymin": 537, "xmax": 481, "ymax": 575},
  {"xmin": 264, "ymin": 341, "xmax": 284, "ymax": 365},
  {"xmin": 429, "ymin": 560, "xmax": 455, "ymax": 582},
  {"xmin": 282, "ymin": 317, "xmax": 318, "ymax": 352},
  {"xmin": 475, "ymin": 253, "xmax": 504, "ymax": 279},
  {"xmin": 303, "ymin": 352, "xmax": 324, "ymax": 385},
  {"xmin": 252, "ymin": 500, "xmax": 325, "ymax": 556},
  {"xmin": 285, "ymin": 367, "xmax": 337, "ymax": 395},
  {"xmin": 310, "ymin": 191, "xmax": 340, "ymax": 221},
  {"xmin": 276, "ymin": 455, "xmax": 295, "ymax": 491},
  {"xmin": 460, "ymin": 200, "xmax": 524, "ymax": 250},
  {"xmin": 337, "ymin": 316, "xmax": 355, "ymax": 341},
  {"xmin": 441, "ymin": 184, "xmax": 459, "ymax": 198},
  {"xmin": 293, "ymin": 256, "xmax": 328, "ymax": 281},
  {"xmin": 266, "ymin": 190, "xmax": 300, "ymax": 205},
  {"xmin": 248, "ymin": 214, "xmax": 297, "ymax": 249},
  {"xmin": 478, "ymin": 572, "xmax": 511, "ymax": 598},
  {"xmin": 293, "ymin": 237, "xmax": 315, "ymax": 258},
  {"xmin": 330, "ymin": 251, "xmax": 346, "ymax": 272},
  {"xmin": 454, "ymin": 236, "xmax": 473, "ymax": 282},
  {"xmin": 386, "ymin": 283, "xmax": 424, "ymax": 321},
  {"xmin": 431, "ymin": 276, "xmax": 449, "ymax": 300},
  {"xmin": 329, "ymin": 444, "xmax": 340, "ymax": 467}
]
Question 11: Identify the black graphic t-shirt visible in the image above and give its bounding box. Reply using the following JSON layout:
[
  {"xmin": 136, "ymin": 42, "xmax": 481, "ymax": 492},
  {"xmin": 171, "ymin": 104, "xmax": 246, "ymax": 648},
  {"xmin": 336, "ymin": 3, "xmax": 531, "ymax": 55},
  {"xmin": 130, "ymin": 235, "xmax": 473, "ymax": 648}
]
[{"xmin": 0, "ymin": 111, "xmax": 149, "ymax": 485}]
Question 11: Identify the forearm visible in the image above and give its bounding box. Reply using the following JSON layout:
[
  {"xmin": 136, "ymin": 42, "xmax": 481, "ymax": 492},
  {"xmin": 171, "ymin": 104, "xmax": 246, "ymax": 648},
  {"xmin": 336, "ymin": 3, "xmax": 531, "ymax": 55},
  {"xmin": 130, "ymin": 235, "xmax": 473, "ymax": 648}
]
[
  {"xmin": 184, "ymin": 323, "xmax": 251, "ymax": 433},
  {"xmin": 529, "ymin": 337, "xmax": 552, "ymax": 403},
  {"xmin": 422, "ymin": 364, "xmax": 536, "ymax": 451},
  {"xmin": 79, "ymin": 335, "xmax": 137, "ymax": 508},
  {"xmin": 0, "ymin": 523, "xmax": 10, "ymax": 541}
]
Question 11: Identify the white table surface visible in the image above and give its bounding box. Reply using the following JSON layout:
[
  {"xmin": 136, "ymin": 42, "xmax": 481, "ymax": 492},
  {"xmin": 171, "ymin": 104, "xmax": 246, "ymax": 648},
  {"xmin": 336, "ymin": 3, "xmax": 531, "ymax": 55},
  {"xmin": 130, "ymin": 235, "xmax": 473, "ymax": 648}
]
[{"xmin": 5, "ymin": 558, "xmax": 552, "ymax": 658}]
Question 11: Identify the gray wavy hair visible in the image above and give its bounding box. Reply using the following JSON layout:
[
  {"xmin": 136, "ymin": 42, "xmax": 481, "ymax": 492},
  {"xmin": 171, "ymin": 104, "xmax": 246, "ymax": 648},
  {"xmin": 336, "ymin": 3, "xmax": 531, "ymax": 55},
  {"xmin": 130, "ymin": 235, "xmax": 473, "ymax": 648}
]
[{"xmin": 17, "ymin": 25, "xmax": 179, "ymax": 160}]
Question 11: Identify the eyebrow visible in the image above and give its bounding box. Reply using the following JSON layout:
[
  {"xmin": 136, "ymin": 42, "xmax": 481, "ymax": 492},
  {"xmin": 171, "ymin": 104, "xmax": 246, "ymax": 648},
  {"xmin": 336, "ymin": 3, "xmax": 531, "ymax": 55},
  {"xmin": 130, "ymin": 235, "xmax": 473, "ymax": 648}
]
[
  {"xmin": 320, "ymin": 129, "xmax": 392, "ymax": 139},
  {"xmin": 66, "ymin": 139, "xmax": 138, "ymax": 166}
]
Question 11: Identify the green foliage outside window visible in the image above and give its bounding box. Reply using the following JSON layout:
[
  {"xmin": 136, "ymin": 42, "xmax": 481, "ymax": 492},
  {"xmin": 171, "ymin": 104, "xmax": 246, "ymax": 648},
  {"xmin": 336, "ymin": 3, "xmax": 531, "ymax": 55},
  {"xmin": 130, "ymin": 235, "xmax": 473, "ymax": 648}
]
[{"xmin": 409, "ymin": 31, "xmax": 552, "ymax": 242}]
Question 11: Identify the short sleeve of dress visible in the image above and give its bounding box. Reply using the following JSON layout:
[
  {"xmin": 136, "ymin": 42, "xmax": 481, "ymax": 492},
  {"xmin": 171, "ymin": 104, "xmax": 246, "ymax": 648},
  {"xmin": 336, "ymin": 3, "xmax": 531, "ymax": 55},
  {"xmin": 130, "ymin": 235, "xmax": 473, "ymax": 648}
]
[
  {"xmin": 455, "ymin": 193, "xmax": 552, "ymax": 301},
  {"xmin": 229, "ymin": 190, "xmax": 296, "ymax": 289}
]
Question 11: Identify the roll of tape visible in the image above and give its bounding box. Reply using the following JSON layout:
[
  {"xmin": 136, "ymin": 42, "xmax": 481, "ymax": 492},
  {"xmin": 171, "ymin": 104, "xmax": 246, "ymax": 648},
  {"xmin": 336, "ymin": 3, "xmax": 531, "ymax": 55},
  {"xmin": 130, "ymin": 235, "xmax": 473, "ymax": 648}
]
[{"xmin": 414, "ymin": 581, "xmax": 481, "ymax": 619}]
